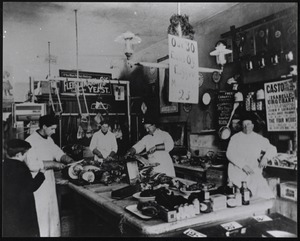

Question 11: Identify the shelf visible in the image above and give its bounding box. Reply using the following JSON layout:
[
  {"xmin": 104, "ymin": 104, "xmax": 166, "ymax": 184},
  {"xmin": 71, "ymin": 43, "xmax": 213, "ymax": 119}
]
[
  {"xmin": 266, "ymin": 165, "xmax": 297, "ymax": 171},
  {"xmin": 60, "ymin": 113, "xmax": 125, "ymax": 116}
]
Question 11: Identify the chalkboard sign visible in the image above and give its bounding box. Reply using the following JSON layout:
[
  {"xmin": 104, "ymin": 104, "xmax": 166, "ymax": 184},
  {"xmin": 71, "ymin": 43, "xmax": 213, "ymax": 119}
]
[{"xmin": 217, "ymin": 91, "xmax": 235, "ymax": 128}]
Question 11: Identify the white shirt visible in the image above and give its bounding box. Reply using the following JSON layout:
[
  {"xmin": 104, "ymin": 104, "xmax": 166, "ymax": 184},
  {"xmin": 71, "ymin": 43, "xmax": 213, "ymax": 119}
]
[
  {"xmin": 25, "ymin": 131, "xmax": 64, "ymax": 237},
  {"xmin": 89, "ymin": 129, "xmax": 118, "ymax": 159},
  {"xmin": 226, "ymin": 131, "xmax": 277, "ymax": 199},
  {"xmin": 133, "ymin": 128, "xmax": 176, "ymax": 177}
]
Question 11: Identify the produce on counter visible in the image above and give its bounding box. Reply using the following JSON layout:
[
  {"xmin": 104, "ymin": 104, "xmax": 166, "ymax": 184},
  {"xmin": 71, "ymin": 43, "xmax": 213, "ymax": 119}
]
[
  {"xmin": 137, "ymin": 201, "xmax": 160, "ymax": 218},
  {"xmin": 62, "ymin": 158, "xmax": 127, "ymax": 185}
]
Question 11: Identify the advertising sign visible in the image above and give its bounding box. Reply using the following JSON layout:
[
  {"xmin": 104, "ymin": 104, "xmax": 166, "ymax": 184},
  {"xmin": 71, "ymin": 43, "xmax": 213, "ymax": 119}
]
[
  {"xmin": 168, "ymin": 35, "xmax": 199, "ymax": 104},
  {"xmin": 264, "ymin": 79, "xmax": 297, "ymax": 131}
]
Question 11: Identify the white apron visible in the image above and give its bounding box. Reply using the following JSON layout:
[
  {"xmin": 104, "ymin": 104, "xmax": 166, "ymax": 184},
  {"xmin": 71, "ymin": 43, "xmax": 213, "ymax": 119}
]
[
  {"xmin": 26, "ymin": 131, "xmax": 64, "ymax": 237},
  {"xmin": 133, "ymin": 128, "xmax": 176, "ymax": 177},
  {"xmin": 226, "ymin": 131, "xmax": 277, "ymax": 199}
]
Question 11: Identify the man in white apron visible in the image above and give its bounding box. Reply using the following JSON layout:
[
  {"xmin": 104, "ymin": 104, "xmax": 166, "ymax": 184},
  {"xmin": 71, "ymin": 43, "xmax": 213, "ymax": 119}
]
[
  {"xmin": 126, "ymin": 118, "xmax": 176, "ymax": 177},
  {"xmin": 226, "ymin": 113, "xmax": 277, "ymax": 199},
  {"xmin": 25, "ymin": 115, "xmax": 74, "ymax": 237},
  {"xmin": 89, "ymin": 120, "xmax": 118, "ymax": 161}
]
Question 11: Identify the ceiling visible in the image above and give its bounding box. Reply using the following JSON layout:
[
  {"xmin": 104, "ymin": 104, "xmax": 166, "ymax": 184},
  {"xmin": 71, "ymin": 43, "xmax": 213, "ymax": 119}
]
[{"xmin": 3, "ymin": 2, "xmax": 239, "ymax": 59}]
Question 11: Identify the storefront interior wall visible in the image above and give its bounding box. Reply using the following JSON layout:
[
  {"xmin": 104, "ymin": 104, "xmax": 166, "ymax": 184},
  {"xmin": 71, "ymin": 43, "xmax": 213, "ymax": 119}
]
[{"xmin": 128, "ymin": 2, "xmax": 296, "ymax": 145}]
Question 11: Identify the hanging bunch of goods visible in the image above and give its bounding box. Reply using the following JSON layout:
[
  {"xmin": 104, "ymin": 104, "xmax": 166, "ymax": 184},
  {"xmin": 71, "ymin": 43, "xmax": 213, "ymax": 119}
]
[{"xmin": 167, "ymin": 14, "xmax": 195, "ymax": 39}]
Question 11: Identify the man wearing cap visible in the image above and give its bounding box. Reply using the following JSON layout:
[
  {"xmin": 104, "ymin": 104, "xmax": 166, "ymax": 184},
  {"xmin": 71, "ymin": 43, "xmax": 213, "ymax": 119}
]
[
  {"xmin": 226, "ymin": 113, "xmax": 277, "ymax": 199},
  {"xmin": 125, "ymin": 118, "xmax": 176, "ymax": 177},
  {"xmin": 3, "ymin": 139, "xmax": 45, "ymax": 237}
]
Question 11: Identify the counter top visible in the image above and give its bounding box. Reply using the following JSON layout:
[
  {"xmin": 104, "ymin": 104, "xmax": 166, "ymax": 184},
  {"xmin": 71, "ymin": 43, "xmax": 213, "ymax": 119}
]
[{"xmin": 55, "ymin": 172, "xmax": 275, "ymax": 236}]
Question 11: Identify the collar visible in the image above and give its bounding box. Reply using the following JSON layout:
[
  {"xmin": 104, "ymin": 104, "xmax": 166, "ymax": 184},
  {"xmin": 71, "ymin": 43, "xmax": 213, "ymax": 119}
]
[{"xmin": 36, "ymin": 129, "xmax": 48, "ymax": 139}]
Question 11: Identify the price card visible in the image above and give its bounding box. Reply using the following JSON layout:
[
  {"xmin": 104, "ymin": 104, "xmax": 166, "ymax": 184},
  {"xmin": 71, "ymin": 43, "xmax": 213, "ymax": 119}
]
[
  {"xmin": 168, "ymin": 34, "xmax": 199, "ymax": 104},
  {"xmin": 221, "ymin": 221, "xmax": 243, "ymax": 231},
  {"xmin": 183, "ymin": 228, "xmax": 207, "ymax": 237},
  {"xmin": 252, "ymin": 215, "xmax": 273, "ymax": 222}
]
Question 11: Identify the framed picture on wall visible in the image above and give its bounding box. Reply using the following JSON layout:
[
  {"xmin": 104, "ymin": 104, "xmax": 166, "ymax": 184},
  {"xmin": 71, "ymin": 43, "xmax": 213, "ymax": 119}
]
[{"xmin": 157, "ymin": 56, "xmax": 179, "ymax": 115}]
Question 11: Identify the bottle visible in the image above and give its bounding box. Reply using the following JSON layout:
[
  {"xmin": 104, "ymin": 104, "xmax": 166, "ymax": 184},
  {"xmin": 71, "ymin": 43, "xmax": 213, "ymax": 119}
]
[
  {"xmin": 250, "ymin": 92, "xmax": 256, "ymax": 111},
  {"xmin": 200, "ymin": 186, "xmax": 210, "ymax": 202},
  {"xmin": 240, "ymin": 181, "xmax": 250, "ymax": 205},
  {"xmin": 192, "ymin": 198, "xmax": 200, "ymax": 215},
  {"xmin": 200, "ymin": 186, "xmax": 212, "ymax": 213},
  {"xmin": 226, "ymin": 181, "xmax": 236, "ymax": 208},
  {"xmin": 225, "ymin": 181, "xmax": 235, "ymax": 195},
  {"xmin": 235, "ymin": 188, "xmax": 242, "ymax": 207}
]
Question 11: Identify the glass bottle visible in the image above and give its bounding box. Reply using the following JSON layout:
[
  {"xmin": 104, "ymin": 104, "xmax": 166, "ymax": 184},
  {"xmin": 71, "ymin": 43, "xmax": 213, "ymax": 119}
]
[
  {"xmin": 226, "ymin": 181, "xmax": 236, "ymax": 208},
  {"xmin": 225, "ymin": 181, "xmax": 235, "ymax": 195},
  {"xmin": 235, "ymin": 188, "xmax": 242, "ymax": 207},
  {"xmin": 240, "ymin": 181, "xmax": 250, "ymax": 205},
  {"xmin": 199, "ymin": 186, "xmax": 212, "ymax": 213},
  {"xmin": 200, "ymin": 186, "xmax": 210, "ymax": 201}
]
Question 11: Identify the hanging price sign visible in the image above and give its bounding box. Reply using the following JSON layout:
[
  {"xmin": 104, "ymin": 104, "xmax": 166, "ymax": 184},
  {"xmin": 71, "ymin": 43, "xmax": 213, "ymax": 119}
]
[{"xmin": 168, "ymin": 34, "xmax": 199, "ymax": 104}]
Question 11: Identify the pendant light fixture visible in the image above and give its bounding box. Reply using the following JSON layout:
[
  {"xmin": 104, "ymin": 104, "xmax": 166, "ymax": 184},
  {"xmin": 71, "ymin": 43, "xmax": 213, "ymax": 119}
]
[
  {"xmin": 115, "ymin": 31, "xmax": 141, "ymax": 60},
  {"xmin": 210, "ymin": 40, "xmax": 232, "ymax": 72}
]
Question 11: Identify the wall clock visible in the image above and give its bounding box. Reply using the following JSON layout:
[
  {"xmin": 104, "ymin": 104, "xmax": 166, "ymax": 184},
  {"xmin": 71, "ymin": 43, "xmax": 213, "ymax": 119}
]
[
  {"xmin": 212, "ymin": 71, "xmax": 221, "ymax": 89},
  {"xmin": 212, "ymin": 71, "xmax": 221, "ymax": 83}
]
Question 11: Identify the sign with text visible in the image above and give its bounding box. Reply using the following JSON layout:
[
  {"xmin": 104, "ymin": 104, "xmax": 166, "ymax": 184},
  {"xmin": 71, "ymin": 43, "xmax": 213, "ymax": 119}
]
[
  {"xmin": 63, "ymin": 80, "xmax": 112, "ymax": 95},
  {"xmin": 59, "ymin": 69, "xmax": 112, "ymax": 80},
  {"xmin": 264, "ymin": 79, "xmax": 297, "ymax": 131},
  {"xmin": 168, "ymin": 35, "xmax": 199, "ymax": 104}
]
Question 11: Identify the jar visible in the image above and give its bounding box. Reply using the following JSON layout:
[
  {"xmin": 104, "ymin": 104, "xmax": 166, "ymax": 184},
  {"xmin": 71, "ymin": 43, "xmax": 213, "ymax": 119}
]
[
  {"xmin": 226, "ymin": 194, "xmax": 237, "ymax": 208},
  {"xmin": 200, "ymin": 199, "xmax": 212, "ymax": 213}
]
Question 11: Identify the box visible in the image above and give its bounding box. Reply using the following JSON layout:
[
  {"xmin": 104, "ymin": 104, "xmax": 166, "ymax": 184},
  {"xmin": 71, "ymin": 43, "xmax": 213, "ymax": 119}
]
[
  {"xmin": 158, "ymin": 205, "xmax": 177, "ymax": 223},
  {"xmin": 279, "ymin": 182, "xmax": 297, "ymax": 201},
  {"xmin": 210, "ymin": 194, "xmax": 227, "ymax": 211}
]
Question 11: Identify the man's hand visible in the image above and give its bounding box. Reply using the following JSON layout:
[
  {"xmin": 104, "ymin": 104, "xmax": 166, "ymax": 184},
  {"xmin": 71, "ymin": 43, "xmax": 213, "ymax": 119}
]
[
  {"xmin": 106, "ymin": 156, "xmax": 114, "ymax": 161},
  {"xmin": 93, "ymin": 148, "xmax": 103, "ymax": 158},
  {"xmin": 148, "ymin": 146, "xmax": 157, "ymax": 154},
  {"xmin": 125, "ymin": 147, "xmax": 136, "ymax": 158},
  {"xmin": 259, "ymin": 156, "xmax": 268, "ymax": 168},
  {"xmin": 60, "ymin": 154, "xmax": 74, "ymax": 165},
  {"xmin": 54, "ymin": 162, "xmax": 66, "ymax": 171},
  {"xmin": 242, "ymin": 165, "xmax": 254, "ymax": 175}
]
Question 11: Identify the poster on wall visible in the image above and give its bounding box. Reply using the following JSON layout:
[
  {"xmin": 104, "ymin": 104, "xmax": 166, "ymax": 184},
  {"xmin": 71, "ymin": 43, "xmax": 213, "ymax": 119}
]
[
  {"xmin": 168, "ymin": 34, "xmax": 199, "ymax": 104},
  {"xmin": 264, "ymin": 78, "xmax": 297, "ymax": 131},
  {"xmin": 158, "ymin": 56, "xmax": 179, "ymax": 114}
]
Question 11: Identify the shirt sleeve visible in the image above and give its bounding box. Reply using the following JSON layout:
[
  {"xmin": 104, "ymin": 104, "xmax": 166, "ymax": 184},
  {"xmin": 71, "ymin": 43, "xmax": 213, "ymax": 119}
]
[
  {"xmin": 226, "ymin": 134, "xmax": 247, "ymax": 169},
  {"xmin": 111, "ymin": 133, "xmax": 118, "ymax": 153},
  {"xmin": 161, "ymin": 131, "xmax": 174, "ymax": 152},
  {"xmin": 89, "ymin": 133, "xmax": 97, "ymax": 152},
  {"xmin": 261, "ymin": 137, "xmax": 277, "ymax": 160},
  {"xmin": 25, "ymin": 147, "xmax": 45, "ymax": 172},
  {"xmin": 49, "ymin": 138, "xmax": 65, "ymax": 162},
  {"xmin": 23, "ymin": 172, "xmax": 45, "ymax": 193},
  {"xmin": 133, "ymin": 136, "xmax": 147, "ymax": 153}
]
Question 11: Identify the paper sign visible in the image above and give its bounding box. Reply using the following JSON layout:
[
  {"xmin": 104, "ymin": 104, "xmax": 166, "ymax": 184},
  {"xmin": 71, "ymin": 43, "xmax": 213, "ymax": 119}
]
[
  {"xmin": 264, "ymin": 79, "xmax": 297, "ymax": 131},
  {"xmin": 221, "ymin": 221, "xmax": 243, "ymax": 231},
  {"xmin": 252, "ymin": 215, "xmax": 273, "ymax": 222},
  {"xmin": 113, "ymin": 85, "xmax": 125, "ymax": 101},
  {"xmin": 183, "ymin": 228, "xmax": 207, "ymax": 237},
  {"xmin": 168, "ymin": 34, "xmax": 199, "ymax": 104}
]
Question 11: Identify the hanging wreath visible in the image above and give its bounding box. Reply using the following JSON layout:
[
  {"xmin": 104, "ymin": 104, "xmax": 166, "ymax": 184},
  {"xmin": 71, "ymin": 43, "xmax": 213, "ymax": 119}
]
[{"xmin": 167, "ymin": 14, "xmax": 195, "ymax": 40}]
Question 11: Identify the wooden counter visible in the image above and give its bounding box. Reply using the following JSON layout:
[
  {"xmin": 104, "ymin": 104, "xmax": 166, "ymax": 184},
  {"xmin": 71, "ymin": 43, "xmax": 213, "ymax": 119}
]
[{"xmin": 55, "ymin": 173, "xmax": 275, "ymax": 237}]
